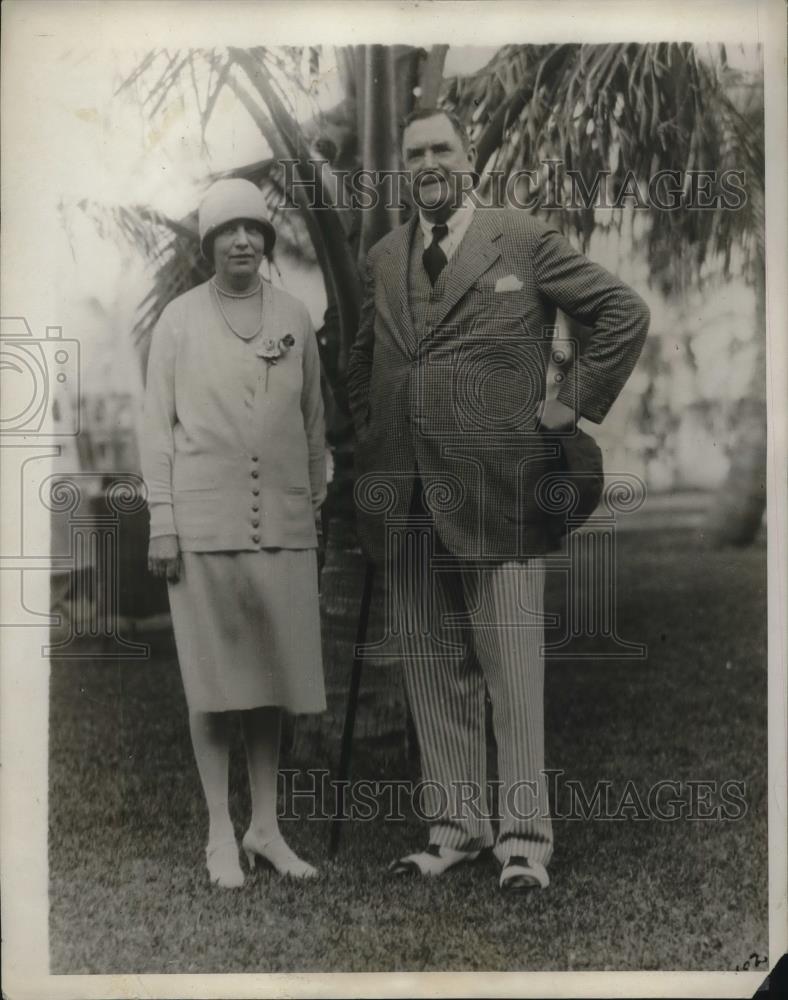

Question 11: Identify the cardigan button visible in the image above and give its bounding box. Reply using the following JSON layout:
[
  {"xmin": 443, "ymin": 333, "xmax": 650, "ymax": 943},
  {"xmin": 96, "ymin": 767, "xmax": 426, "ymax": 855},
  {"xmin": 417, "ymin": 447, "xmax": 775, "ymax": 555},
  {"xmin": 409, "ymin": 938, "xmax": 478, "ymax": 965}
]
[
  {"xmin": 251, "ymin": 518, "xmax": 260, "ymax": 528},
  {"xmin": 251, "ymin": 533, "xmax": 261, "ymax": 543},
  {"xmin": 251, "ymin": 469, "xmax": 260, "ymax": 479},
  {"xmin": 251, "ymin": 455, "xmax": 259, "ymax": 462},
  {"xmin": 251, "ymin": 503, "xmax": 260, "ymax": 512},
  {"xmin": 252, "ymin": 487, "xmax": 260, "ymax": 496}
]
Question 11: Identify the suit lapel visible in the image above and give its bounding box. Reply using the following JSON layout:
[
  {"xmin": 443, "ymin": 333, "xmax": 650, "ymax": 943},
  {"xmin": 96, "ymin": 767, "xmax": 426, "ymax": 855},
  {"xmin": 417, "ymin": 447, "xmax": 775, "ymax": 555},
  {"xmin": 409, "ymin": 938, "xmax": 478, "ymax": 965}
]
[
  {"xmin": 377, "ymin": 210, "xmax": 503, "ymax": 350},
  {"xmin": 380, "ymin": 216, "xmax": 419, "ymax": 354},
  {"xmin": 431, "ymin": 210, "xmax": 502, "ymax": 329}
]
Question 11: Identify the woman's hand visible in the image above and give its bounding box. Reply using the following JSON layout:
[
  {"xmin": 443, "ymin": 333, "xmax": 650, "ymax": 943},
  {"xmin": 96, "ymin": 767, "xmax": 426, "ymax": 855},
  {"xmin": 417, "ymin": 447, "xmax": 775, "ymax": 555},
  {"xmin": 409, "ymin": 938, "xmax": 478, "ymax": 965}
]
[{"xmin": 148, "ymin": 534, "xmax": 182, "ymax": 582}]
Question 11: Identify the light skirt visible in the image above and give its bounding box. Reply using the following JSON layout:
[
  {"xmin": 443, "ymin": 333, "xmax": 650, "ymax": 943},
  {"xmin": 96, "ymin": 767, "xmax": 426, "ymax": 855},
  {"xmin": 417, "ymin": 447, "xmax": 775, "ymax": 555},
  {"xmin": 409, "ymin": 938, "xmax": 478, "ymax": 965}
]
[{"xmin": 167, "ymin": 548, "xmax": 326, "ymax": 714}]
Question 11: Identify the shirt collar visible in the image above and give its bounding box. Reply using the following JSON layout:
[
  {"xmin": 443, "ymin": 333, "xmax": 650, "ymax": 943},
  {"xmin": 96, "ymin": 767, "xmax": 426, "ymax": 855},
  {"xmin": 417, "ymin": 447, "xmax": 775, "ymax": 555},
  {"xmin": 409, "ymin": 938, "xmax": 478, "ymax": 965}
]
[{"xmin": 418, "ymin": 196, "xmax": 475, "ymax": 245}]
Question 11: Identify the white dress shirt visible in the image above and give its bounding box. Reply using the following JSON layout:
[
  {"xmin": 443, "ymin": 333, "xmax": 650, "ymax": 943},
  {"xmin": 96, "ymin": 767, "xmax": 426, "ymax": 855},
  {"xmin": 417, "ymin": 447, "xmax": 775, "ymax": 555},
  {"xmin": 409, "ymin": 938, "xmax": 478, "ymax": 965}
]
[{"xmin": 419, "ymin": 198, "xmax": 476, "ymax": 261}]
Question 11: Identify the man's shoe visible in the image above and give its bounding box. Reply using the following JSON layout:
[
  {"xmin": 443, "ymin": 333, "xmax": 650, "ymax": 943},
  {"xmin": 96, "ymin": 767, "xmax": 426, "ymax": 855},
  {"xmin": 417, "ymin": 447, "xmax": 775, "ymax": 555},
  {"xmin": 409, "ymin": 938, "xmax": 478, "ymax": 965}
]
[
  {"xmin": 388, "ymin": 843, "xmax": 481, "ymax": 878},
  {"xmin": 499, "ymin": 856, "xmax": 549, "ymax": 892}
]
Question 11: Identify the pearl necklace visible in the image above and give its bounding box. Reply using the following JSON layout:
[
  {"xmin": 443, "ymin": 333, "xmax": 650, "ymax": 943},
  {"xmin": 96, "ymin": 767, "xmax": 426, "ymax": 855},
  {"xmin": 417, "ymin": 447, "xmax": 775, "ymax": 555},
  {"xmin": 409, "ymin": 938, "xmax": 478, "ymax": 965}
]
[{"xmin": 210, "ymin": 277, "xmax": 264, "ymax": 340}]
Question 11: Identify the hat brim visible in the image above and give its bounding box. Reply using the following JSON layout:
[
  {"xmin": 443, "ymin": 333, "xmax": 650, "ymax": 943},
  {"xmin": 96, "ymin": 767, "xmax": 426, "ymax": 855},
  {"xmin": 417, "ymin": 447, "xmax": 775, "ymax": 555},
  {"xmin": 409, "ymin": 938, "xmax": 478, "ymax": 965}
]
[{"xmin": 200, "ymin": 218, "xmax": 277, "ymax": 261}]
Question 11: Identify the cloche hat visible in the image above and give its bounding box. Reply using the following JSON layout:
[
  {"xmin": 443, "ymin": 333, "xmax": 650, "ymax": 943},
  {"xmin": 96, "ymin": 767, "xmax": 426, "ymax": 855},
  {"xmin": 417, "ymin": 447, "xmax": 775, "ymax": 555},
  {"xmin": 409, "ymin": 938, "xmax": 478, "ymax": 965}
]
[{"xmin": 198, "ymin": 178, "xmax": 276, "ymax": 260}]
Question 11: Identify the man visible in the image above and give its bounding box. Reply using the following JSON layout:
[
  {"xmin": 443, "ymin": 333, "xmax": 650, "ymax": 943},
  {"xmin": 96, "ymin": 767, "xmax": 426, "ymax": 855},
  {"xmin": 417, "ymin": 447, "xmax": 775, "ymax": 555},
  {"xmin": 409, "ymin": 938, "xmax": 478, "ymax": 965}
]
[{"xmin": 346, "ymin": 107, "xmax": 649, "ymax": 891}]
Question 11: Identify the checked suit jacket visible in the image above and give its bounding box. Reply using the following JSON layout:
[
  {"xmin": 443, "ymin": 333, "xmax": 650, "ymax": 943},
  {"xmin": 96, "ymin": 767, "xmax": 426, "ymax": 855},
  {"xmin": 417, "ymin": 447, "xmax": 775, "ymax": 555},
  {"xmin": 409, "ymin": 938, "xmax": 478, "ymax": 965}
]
[{"xmin": 346, "ymin": 207, "xmax": 650, "ymax": 565}]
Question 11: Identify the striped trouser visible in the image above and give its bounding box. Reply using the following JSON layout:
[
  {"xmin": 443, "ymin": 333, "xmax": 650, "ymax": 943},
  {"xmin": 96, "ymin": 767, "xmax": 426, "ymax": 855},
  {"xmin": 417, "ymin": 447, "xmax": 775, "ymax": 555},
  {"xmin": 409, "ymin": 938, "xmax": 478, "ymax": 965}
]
[{"xmin": 392, "ymin": 532, "xmax": 553, "ymax": 868}]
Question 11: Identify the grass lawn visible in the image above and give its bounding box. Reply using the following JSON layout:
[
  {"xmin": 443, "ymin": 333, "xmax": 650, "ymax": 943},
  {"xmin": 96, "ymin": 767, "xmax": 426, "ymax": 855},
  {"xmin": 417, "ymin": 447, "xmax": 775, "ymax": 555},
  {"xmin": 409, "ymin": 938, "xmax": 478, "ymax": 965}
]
[{"xmin": 48, "ymin": 526, "xmax": 768, "ymax": 973}]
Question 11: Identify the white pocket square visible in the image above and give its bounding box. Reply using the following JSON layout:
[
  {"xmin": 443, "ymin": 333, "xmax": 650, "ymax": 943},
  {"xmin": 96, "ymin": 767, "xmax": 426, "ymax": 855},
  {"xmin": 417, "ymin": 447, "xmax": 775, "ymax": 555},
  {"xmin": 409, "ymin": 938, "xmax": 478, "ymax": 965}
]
[{"xmin": 495, "ymin": 275, "xmax": 523, "ymax": 293}]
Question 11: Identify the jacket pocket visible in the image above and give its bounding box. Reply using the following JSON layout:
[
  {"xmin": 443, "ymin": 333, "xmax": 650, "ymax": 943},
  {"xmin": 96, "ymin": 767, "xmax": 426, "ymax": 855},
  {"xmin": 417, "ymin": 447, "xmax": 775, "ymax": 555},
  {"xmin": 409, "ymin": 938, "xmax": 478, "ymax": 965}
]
[
  {"xmin": 470, "ymin": 281, "xmax": 530, "ymax": 319},
  {"xmin": 276, "ymin": 487, "xmax": 315, "ymax": 544}
]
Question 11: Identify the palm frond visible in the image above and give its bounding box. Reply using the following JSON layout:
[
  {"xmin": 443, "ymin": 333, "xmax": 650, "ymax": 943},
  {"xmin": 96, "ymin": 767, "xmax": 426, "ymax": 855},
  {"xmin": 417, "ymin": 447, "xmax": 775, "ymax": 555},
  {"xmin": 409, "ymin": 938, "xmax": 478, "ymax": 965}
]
[
  {"xmin": 443, "ymin": 42, "xmax": 764, "ymax": 289},
  {"xmin": 76, "ymin": 152, "xmax": 318, "ymax": 368}
]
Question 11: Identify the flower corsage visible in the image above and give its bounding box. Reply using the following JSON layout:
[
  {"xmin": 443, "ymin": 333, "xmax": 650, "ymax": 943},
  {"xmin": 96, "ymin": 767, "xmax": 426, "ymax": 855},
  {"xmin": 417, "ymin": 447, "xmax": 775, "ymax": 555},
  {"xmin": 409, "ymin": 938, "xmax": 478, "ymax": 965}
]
[{"xmin": 256, "ymin": 334, "xmax": 296, "ymax": 389}]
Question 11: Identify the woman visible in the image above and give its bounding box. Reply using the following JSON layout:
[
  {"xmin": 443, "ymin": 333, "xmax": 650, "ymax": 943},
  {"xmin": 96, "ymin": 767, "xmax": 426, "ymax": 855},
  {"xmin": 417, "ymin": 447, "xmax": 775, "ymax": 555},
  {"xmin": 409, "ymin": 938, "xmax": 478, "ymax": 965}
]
[{"xmin": 142, "ymin": 178, "xmax": 326, "ymax": 888}]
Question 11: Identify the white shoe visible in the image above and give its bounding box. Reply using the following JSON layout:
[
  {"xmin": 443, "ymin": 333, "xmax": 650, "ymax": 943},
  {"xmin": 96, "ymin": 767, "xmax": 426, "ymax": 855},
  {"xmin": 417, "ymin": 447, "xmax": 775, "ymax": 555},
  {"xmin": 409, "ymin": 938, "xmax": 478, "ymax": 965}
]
[
  {"xmin": 388, "ymin": 843, "xmax": 481, "ymax": 878},
  {"xmin": 205, "ymin": 839, "xmax": 245, "ymax": 889},
  {"xmin": 499, "ymin": 855, "xmax": 550, "ymax": 892},
  {"xmin": 242, "ymin": 830, "xmax": 318, "ymax": 879}
]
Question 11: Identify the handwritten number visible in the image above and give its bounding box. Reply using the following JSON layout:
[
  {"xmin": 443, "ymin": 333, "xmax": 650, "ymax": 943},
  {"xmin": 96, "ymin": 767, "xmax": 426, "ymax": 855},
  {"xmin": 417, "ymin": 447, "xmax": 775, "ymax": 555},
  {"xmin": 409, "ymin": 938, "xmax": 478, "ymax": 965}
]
[{"xmin": 735, "ymin": 952, "xmax": 767, "ymax": 971}]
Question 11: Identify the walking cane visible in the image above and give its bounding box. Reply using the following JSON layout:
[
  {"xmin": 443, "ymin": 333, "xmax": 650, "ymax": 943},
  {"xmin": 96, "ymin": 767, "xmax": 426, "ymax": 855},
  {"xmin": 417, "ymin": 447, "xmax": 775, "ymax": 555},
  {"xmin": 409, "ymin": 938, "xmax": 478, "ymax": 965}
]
[
  {"xmin": 285, "ymin": 505, "xmax": 333, "ymax": 756},
  {"xmin": 328, "ymin": 557, "xmax": 376, "ymax": 856}
]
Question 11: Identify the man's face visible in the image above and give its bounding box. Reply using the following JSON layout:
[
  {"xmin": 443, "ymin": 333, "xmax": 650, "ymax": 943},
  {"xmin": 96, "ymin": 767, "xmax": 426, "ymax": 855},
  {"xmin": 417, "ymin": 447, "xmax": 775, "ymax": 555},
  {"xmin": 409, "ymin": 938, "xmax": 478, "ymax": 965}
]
[{"xmin": 402, "ymin": 114, "xmax": 475, "ymax": 217}]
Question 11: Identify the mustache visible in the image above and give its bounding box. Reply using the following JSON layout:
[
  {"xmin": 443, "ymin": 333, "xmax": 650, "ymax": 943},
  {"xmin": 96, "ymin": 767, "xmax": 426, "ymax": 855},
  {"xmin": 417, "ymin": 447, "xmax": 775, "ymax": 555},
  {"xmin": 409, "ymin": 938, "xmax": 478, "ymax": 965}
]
[{"xmin": 411, "ymin": 169, "xmax": 448, "ymax": 187}]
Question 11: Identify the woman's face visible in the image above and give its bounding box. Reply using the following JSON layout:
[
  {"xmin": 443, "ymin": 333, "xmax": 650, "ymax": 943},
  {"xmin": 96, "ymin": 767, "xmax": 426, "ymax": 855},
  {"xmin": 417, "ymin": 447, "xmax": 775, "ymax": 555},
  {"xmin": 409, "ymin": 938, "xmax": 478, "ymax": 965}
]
[{"xmin": 212, "ymin": 219, "xmax": 266, "ymax": 288}]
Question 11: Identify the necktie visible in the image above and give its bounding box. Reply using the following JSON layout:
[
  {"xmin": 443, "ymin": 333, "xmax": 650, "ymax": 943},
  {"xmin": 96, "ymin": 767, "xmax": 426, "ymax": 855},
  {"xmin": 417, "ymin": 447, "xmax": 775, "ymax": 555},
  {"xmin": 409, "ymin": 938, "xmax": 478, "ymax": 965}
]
[{"xmin": 422, "ymin": 223, "xmax": 449, "ymax": 286}]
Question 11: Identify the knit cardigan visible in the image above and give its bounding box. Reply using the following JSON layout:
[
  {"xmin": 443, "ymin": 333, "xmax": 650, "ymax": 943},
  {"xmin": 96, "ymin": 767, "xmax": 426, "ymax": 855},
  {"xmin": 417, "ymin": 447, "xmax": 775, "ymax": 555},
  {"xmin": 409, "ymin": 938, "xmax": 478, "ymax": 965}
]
[{"xmin": 141, "ymin": 279, "xmax": 326, "ymax": 552}]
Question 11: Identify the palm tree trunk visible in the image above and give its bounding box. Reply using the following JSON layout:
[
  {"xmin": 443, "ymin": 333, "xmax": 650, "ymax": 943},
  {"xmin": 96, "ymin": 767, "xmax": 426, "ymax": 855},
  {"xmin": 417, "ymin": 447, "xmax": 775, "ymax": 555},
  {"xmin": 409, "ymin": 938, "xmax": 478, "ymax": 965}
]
[
  {"xmin": 355, "ymin": 45, "xmax": 420, "ymax": 264},
  {"xmin": 230, "ymin": 47, "xmax": 363, "ymax": 375},
  {"xmin": 419, "ymin": 46, "xmax": 448, "ymax": 106}
]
